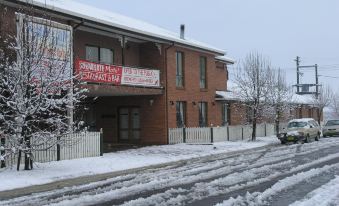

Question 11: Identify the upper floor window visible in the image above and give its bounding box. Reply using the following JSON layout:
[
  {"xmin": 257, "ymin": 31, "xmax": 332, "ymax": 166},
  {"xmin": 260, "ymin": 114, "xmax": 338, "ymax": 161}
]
[
  {"xmin": 86, "ymin": 46, "xmax": 99, "ymax": 62},
  {"xmin": 176, "ymin": 101, "xmax": 186, "ymax": 128},
  {"xmin": 100, "ymin": 48, "xmax": 114, "ymax": 65},
  {"xmin": 199, "ymin": 102, "xmax": 208, "ymax": 127},
  {"xmin": 200, "ymin": 56, "xmax": 207, "ymax": 89},
  {"xmin": 86, "ymin": 45, "xmax": 114, "ymax": 65},
  {"xmin": 176, "ymin": 51, "xmax": 184, "ymax": 87}
]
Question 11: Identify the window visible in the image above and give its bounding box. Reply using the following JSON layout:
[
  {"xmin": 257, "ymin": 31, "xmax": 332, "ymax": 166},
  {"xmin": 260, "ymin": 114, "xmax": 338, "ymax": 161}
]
[
  {"xmin": 176, "ymin": 52, "xmax": 184, "ymax": 87},
  {"xmin": 100, "ymin": 48, "xmax": 114, "ymax": 64},
  {"xmin": 86, "ymin": 46, "xmax": 114, "ymax": 64},
  {"xmin": 326, "ymin": 120, "xmax": 339, "ymax": 126},
  {"xmin": 200, "ymin": 56, "xmax": 207, "ymax": 89},
  {"xmin": 198, "ymin": 102, "xmax": 207, "ymax": 127},
  {"xmin": 246, "ymin": 106, "xmax": 253, "ymax": 123},
  {"xmin": 176, "ymin": 101, "xmax": 186, "ymax": 127},
  {"xmin": 222, "ymin": 103, "xmax": 230, "ymax": 126},
  {"xmin": 288, "ymin": 121, "xmax": 307, "ymax": 128},
  {"xmin": 86, "ymin": 46, "xmax": 99, "ymax": 62}
]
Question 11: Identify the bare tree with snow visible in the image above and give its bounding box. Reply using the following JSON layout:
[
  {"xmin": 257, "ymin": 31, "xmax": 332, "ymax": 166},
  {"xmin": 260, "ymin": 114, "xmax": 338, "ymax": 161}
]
[
  {"xmin": 312, "ymin": 85, "xmax": 333, "ymax": 124},
  {"xmin": 0, "ymin": 12, "xmax": 86, "ymax": 170},
  {"xmin": 266, "ymin": 68, "xmax": 292, "ymax": 136},
  {"xmin": 234, "ymin": 52, "xmax": 272, "ymax": 141},
  {"xmin": 331, "ymin": 92, "xmax": 339, "ymax": 118}
]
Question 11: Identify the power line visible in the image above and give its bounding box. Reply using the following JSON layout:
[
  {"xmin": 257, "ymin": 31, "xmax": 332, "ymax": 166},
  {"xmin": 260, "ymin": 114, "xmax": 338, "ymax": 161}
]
[{"xmin": 319, "ymin": 75, "xmax": 339, "ymax": 79}]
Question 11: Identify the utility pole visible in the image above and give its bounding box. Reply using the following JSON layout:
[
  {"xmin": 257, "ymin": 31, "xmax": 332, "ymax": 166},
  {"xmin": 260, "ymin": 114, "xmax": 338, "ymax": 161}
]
[
  {"xmin": 294, "ymin": 56, "xmax": 320, "ymax": 97},
  {"xmin": 295, "ymin": 56, "xmax": 300, "ymax": 93},
  {"xmin": 315, "ymin": 64, "xmax": 319, "ymax": 99}
]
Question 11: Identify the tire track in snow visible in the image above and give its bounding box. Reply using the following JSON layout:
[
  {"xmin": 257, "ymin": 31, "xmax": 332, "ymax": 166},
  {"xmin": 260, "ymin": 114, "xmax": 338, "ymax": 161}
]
[
  {"xmin": 216, "ymin": 162, "xmax": 339, "ymax": 206},
  {"xmin": 2, "ymin": 139, "xmax": 339, "ymax": 206}
]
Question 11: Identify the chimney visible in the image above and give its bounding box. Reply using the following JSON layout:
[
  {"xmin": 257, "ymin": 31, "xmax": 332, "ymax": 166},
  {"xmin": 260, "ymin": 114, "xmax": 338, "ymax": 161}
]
[{"xmin": 180, "ymin": 24, "xmax": 185, "ymax": 39}]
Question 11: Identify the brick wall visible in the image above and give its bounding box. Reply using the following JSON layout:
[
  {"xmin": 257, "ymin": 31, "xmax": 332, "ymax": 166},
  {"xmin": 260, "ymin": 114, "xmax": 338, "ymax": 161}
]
[
  {"xmin": 227, "ymin": 101, "xmax": 322, "ymax": 126},
  {"xmin": 0, "ymin": 3, "xmax": 232, "ymax": 144},
  {"xmin": 166, "ymin": 46, "xmax": 227, "ymax": 128}
]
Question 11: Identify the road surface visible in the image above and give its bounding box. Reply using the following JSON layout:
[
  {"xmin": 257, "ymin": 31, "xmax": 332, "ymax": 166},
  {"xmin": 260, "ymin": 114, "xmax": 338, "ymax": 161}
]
[{"xmin": 2, "ymin": 138, "xmax": 339, "ymax": 206}]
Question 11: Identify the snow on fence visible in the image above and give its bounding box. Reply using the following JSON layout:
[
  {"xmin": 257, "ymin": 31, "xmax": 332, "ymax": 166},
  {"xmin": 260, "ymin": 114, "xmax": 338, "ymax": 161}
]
[
  {"xmin": 168, "ymin": 123, "xmax": 286, "ymax": 144},
  {"xmin": 2, "ymin": 132, "xmax": 101, "ymax": 169}
]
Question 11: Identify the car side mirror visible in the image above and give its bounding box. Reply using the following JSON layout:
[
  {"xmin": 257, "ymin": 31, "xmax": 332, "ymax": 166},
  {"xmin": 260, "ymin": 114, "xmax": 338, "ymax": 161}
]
[{"xmin": 310, "ymin": 125, "xmax": 314, "ymax": 128}]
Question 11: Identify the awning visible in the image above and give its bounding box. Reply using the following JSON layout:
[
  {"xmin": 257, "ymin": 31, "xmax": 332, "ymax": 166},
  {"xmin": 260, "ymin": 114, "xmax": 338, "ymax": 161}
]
[{"xmin": 215, "ymin": 90, "xmax": 239, "ymax": 101}]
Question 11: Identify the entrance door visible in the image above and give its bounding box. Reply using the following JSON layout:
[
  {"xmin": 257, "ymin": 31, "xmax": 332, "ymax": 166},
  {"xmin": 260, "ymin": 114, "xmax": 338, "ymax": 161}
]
[{"xmin": 118, "ymin": 107, "xmax": 140, "ymax": 142}]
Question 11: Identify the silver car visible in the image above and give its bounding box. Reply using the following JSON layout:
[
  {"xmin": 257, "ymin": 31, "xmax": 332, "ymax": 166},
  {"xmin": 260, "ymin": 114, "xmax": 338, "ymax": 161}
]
[{"xmin": 323, "ymin": 120, "xmax": 339, "ymax": 137}]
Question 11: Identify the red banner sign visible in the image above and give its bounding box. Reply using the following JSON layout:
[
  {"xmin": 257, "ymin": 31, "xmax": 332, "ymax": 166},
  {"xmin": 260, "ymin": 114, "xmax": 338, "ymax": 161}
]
[
  {"xmin": 76, "ymin": 60, "xmax": 160, "ymax": 87},
  {"xmin": 76, "ymin": 60, "xmax": 122, "ymax": 85}
]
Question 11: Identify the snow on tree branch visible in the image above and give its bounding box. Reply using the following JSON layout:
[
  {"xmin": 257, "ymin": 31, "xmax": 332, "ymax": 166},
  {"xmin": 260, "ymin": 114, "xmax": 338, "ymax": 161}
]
[{"xmin": 0, "ymin": 12, "xmax": 87, "ymax": 170}]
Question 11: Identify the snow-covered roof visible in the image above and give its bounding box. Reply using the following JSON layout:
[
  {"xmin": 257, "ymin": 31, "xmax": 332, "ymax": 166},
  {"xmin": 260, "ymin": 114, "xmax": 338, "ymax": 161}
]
[
  {"xmin": 218, "ymin": 82, "xmax": 316, "ymax": 105},
  {"xmin": 290, "ymin": 94, "xmax": 315, "ymax": 105},
  {"xmin": 288, "ymin": 118, "xmax": 316, "ymax": 123},
  {"xmin": 215, "ymin": 56, "xmax": 235, "ymax": 64},
  {"xmin": 216, "ymin": 90, "xmax": 240, "ymax": 101},
  {"xmin": 21, "ymin": 0, "xmax": 226, "ymax": 55}
]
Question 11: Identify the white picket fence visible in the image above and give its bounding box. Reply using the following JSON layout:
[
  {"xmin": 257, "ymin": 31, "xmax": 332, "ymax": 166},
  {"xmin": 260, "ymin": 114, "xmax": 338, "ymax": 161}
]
[
  {"xmin": 169, "ymin": 123, "xmax": 284, "ymax": 144},
  {"xmin": 2, "ymin": 132, "xmax": 101, "ymax": 169}
]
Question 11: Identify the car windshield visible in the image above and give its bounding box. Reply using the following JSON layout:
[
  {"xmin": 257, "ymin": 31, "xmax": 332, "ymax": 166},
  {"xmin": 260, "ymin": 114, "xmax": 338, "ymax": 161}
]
[
  {"xmin": 288, "ymin": 121, "xmax": 307, "ymax": 128},
  {"xmin": 325, "ymin": 120, "xmax": 339, "ymax": 126}
]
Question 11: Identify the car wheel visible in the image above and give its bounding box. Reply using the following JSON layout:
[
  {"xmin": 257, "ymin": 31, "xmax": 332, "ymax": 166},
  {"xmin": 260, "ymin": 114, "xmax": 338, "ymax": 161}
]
[{"xmin": 315, "ymin": 134, "xmax": 320, "ymax": 141}]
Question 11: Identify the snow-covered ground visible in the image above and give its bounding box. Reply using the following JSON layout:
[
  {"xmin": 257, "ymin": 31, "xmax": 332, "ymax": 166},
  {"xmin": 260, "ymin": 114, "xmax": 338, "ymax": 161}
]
[
  {"xmin": 0, "ymin": 136, "xmax": 279, "ymax": 192},
  {"xmin": 289, "ymin": 175, "xmax": 339, "ymax": 206},
  {"xmin": 2, "ymin": 138, "xmax": 339, "ymax": 206}
]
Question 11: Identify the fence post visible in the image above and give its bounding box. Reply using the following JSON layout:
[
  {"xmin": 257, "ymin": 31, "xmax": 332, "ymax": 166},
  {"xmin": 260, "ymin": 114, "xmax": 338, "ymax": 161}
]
[
  {"xmin": 183, "ymin": 127, "xmax": 186, "ymax": 143},
  {"xmin": 0, "ymin": 137, "xmax": 5, "ymax": 168},
  {"xmin": 210, "ymin": 127, "xmax": 214, "ymax": 143},
  {"xmin": 17, "ymin": 150, "xmax": 21, "ymax": 171},
  {"xmin": 100, "ymin": 128, "xmax": 104, "ymax": 156},
  {"xmin": 264, "ymin": 124, "xmax": 267, "ymax": 137},
  {"xmin": 227, "ymin": 126, "xmax": 230, "ymax": 141},
  {"xmin": 57, "ymin": 136, "xmax": 61, "ymax": 161},
  {"xmin": 242, "ymin": 127, "xmax": 244, "ymax": 140}
]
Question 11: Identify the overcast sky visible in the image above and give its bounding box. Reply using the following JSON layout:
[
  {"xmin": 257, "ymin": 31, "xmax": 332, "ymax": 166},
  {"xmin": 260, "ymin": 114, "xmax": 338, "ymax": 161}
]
[{"xmin": 75, "ymin": 0, "xmax": 339, "ymax": 92}]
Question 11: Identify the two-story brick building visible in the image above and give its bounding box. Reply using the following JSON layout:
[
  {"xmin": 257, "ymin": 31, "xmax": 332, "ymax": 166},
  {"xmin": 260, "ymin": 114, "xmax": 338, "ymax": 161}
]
[{"xmin": 0, "ymin": 0, "xmax": 234, "ymax": 146}]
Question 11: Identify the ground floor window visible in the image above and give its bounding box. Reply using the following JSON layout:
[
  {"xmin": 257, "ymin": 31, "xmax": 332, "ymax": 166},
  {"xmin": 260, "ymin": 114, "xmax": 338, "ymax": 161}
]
[
  {"xmin": 246, "ymin": 106, "xmax": 253, "ymax": 123},
  {"xmin": 199, "ymin": 102, "xmax": 207, "ymax": 127},
  {"xmin": 298, "ymin": 106, "xmax": 302, "ymax": 118},
  {"xmin": 176, "ymin": 101, "xmax": 186, "ymax": 127},
  {"xmin": 222, "ymin": 103, "xmax": 230, "ymax": 126}
]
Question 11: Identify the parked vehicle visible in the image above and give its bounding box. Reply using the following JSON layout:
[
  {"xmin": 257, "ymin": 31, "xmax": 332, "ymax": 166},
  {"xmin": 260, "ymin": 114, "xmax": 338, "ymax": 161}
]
[
  {"xmin": 278, "ymin": 118, "xmax": 321, "ymax": 144},
  {"xmin": 322, "ymin": 120, "xmax": 339, "ymax": 137}
]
